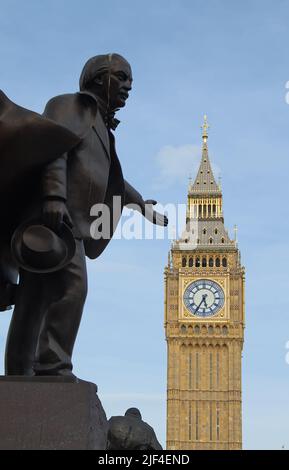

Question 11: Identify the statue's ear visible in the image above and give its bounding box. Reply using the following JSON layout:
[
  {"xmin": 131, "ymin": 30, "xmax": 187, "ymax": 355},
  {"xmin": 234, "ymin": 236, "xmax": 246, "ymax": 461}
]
[
  {"xmin": 92, "ymin": 72, "xmax": 108, "ymax": 87},
  {"xmin": 93, "ymin": 76, "xmax": 103, "ymax": 86}
]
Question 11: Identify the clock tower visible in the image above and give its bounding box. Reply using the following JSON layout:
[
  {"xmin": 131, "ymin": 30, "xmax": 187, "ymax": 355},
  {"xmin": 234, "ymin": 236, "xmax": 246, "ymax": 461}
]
[{"xmin": 165, "ymin": 117, "xmax": 245, "ymax": 450}]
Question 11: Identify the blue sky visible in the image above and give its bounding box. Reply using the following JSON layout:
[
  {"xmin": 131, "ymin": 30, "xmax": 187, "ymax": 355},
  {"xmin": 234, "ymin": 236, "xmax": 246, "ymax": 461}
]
[{"xmin": 1, "ymin": 0, "xmax": 289, "ymax": 449}]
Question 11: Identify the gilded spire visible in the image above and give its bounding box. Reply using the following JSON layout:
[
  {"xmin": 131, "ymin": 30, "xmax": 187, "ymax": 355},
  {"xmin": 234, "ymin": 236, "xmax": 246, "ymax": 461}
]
[
  {"xmin": 190, "ymin": 115, "xmax": 220, "ymax": 195},
  {"xmin": 201, "ymin": 114, "xmax": 209, "ymax": 142},
  {"xmin": 177, "ymin": 115, "xmax": 235, "ymax": 248}
]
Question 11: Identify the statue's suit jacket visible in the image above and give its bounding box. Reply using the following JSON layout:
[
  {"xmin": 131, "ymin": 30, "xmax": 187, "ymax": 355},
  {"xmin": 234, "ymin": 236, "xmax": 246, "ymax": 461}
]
[
  {"xmin": 42, "ymin": 91, "xmax": 143, "ymax": 260},
  {"xmin": 0, "ymin": 90, "xmax": 79, "ymax": 289}
]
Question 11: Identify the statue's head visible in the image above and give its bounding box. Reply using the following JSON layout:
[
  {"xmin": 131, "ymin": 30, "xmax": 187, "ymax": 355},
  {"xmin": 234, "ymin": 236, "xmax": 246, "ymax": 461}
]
[
  {"xmin": 125, "ymin": 408, "xmax": 142, "ymax": 419},
  {"xmin": 79, "ymin": 53, "xmax": 132, "ymax": 112}
]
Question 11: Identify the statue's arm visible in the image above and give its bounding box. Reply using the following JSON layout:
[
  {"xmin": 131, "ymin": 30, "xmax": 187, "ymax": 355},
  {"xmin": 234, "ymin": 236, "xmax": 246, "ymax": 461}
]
[
  {"xmin": 41, "ymin": 96, "xmax": 75, "ymax": 229},
  {"xmin": 124, "ymin": 179, "xmax": 144, "ymax": 207},
  {"xmin": 41, "ymin": 93, "xmax": 91, "ymax": 203},
  {"xmin": 42, "ymin": 153, "xmax": 68, "ymax": 201},
  {"xmin": 42, "ymin": 96, "xmax": 72, "ymax": 202},
  {"xmin": 124, "ymin": 180, "xmax": 168, "ymax": 227}
]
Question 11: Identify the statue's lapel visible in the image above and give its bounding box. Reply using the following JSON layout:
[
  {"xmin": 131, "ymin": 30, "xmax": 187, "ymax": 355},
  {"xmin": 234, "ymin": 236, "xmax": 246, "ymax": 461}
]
[{"xmin": 92, "ymin": 110, "xmax": 110, "ymax": 160}]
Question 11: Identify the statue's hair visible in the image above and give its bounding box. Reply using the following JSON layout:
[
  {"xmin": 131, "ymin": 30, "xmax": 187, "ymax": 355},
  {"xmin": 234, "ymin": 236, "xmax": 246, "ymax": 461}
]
[
  {"xmin": 79, "ymin": 53, "xmax": 130, "ymax": 91},
  {"xmin": 125, "ymin": 408, "xmax": 142, "ymax": 419}
]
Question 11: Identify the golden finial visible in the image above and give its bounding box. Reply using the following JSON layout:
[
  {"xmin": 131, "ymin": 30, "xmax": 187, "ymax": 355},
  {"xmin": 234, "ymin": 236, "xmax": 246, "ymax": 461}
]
[{"xmin": 201, "ymin": 114, "xmax": 210, "ymax": 142}]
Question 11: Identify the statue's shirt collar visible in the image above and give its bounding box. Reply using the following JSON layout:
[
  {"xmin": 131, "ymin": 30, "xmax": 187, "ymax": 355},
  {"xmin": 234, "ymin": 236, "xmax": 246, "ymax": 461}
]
[{"xmin": 78, "ymin": 91, "xmax": 120, "ymax": 131}]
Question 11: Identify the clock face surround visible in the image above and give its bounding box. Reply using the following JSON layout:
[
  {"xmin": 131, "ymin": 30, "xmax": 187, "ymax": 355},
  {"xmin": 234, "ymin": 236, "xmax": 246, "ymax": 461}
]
[{"xmin": 183, "ymin": 279, "xmax": 225, "ymax": 317}]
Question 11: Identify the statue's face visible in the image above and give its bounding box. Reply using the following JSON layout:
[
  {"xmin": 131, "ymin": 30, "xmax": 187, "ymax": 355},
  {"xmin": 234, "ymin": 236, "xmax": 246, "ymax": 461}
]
[
  {"xmin": 106, "ymin": 56, "xmax": 133, "ymax": 110},
  {"xmin": 90, "ymin": 56, "xmax": 133, "ymax": 111}
]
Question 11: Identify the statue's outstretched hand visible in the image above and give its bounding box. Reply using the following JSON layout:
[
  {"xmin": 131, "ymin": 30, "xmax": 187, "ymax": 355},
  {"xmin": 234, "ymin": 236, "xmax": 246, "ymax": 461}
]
[
  {"xmin": 143, "ymin": 200, "xmax": 168, "ymax": 226},
  {"xmin": 43, "ymin": 198, "xmax": 74, "ymax": 231}
]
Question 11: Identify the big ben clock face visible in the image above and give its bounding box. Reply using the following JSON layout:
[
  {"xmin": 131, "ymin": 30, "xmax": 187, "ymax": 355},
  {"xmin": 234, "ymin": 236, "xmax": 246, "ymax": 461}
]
[{"xmin": 183, "ymin": 279, "xmax": 225, "ymax": 317}]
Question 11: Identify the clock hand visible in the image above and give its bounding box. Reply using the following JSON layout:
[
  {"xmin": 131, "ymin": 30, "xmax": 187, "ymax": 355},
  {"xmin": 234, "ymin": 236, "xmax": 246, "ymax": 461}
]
[
  {"xmin": 203, "ymin": 294, "xmax": 208, "ymax": 308},
  {"xmin": 195, "ymin": 296, "xmax": 206, "ymax": 313},
  {"xmin": 195, "ymin": 294, "xmax": 209, "ymax": 313}
]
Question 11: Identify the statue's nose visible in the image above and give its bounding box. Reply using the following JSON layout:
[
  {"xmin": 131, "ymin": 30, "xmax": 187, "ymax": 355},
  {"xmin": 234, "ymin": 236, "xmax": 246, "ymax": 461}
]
[{"xmin": 124, "ymin": 80, "xmax": 132, "ymax": 91}]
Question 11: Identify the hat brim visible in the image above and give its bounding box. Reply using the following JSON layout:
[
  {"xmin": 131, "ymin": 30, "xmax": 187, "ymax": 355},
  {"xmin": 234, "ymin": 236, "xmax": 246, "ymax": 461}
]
[{"xmin": 11, "ymin": 219, "xmax": 76, "ymax": 274}]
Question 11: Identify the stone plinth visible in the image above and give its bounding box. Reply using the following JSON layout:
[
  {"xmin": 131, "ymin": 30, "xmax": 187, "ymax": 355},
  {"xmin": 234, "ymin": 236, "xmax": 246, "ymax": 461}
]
[{"xmin": 0, "ymin": 376, "xmax": 108, "ymax": 450}]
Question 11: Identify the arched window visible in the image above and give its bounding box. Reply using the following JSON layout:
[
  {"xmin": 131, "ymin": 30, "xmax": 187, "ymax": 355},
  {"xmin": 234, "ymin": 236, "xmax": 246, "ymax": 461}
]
[
  {"xmin": 194, "ymin": 325, "xmax": 200, "ymax": 334},
  {"xmin": 208, "ymin": 325, "xmax": 214, "ymax": 335},
  {"xmin": 202, "ymin": 257, "xmax": 207, "ymax": 267},
  {"xmin": 189, "ymin": 257, "xmax": 193, "ymax": 267},
  {"xmin": 222, "ymin": 257, "xmax": 227, "ymax": 267},
  {"xmin": 215, "ymin": 228, "xmax": 218, "ymax": 234},
  {"xmin": 196, "ymin": 257, "xmax": 200, "ymax": 267},
  {"xmin": 208, "ymin": 204, "xmax": 211, "ymax": 216},
  {"xmin": 199, "ymin": 204, "xmax": 202, "ymax": 217},
  {"xmin": 203, "ymin": 228, "xmax": 207, "ymax": 235},
  {"xmin": 182, "ymin": 257, "xmax": 187, "ymax": 267},
  {"xmin": 209, "ymin": 237, "xmax": 213, "ymax": 244},
  {"xmin": 215, "ymin": 325, "xmax": 221, "ymax": 335},
  {"xmin": 216, "ymin": 257, "xmax": 220, "ymax": 267},
  {"xmin": 209, "ymin": 257, "xmax": 214, "ymax": 267},
  {"xmin": 181, "ymin": 324, "xmax": 187, "ymax": 334},
  {"xmin": 213, "ymin": 204, "xmax": 216, "ymax": 216},
  {"xmin": 221, "ymin": 237, "xmax": 225, "ymax": 244},
  {"xmin": 222, "ymin": 326, "xmax": 228, "ymax": 336}
]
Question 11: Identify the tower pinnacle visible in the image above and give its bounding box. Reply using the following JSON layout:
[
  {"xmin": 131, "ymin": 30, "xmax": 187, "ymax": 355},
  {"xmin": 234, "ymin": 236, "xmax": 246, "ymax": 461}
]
[
  {"xmin": 201, "ymin": 114, "xmax": 210, "ymax": 142},
  {"xmin": 190, "ymin": 115, "xmax": 220, "ymax": 195}
]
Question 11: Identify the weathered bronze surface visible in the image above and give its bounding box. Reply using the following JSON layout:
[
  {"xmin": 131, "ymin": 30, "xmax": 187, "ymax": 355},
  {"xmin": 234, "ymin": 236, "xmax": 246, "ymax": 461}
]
[{"xmin": 2, "ymin": 54, "xmax": 168, "ymax": 378}]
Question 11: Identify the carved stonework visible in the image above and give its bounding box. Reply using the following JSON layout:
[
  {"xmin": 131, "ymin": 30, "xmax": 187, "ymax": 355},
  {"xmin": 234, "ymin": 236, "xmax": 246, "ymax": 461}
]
[{"xmin": 165, "ymin": 119, "xmax": 245, "ymax": 450}]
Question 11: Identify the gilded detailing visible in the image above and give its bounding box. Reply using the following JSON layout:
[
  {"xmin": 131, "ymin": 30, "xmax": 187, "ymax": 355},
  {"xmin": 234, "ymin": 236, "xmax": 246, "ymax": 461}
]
[{"xmin": 165, "ymin": 117, "xmax": 245, "ymax": 450}]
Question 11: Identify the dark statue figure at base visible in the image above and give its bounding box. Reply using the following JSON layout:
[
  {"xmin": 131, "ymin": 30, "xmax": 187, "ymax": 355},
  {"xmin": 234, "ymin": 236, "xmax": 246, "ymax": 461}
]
[
  {"xmin": 107, "ymin": 408, "xmax": 163, "ymax": 450},
  {"xmin": 0, "ymin": 53, "xmax": 168, "ymax": 449}
]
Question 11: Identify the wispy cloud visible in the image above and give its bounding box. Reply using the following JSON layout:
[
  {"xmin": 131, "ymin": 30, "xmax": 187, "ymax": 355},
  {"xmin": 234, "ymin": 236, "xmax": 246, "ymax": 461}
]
[
  {"xmin": 153, "ymin": 143, "xmax": 222, "ymax": 190},
  {"xmin": 153, "ymin": 144, "xmax": 201, "ymax": 190}
]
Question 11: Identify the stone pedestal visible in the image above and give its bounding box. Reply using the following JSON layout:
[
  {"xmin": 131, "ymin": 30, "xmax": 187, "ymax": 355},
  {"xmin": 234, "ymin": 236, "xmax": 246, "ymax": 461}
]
[{"xmin": 0, "ymin": 376, "xmax": 108, "ymax": 450}]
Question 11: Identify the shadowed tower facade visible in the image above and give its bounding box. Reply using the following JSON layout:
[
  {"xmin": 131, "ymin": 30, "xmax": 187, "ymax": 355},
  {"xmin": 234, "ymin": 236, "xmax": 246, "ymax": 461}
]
[{"xmin": 165, "ymin": 117, "xmax": 245, "ymax": 450}]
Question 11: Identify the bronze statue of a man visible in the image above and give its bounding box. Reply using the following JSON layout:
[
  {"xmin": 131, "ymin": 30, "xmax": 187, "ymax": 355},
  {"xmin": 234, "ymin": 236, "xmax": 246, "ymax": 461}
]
[{"xmin": 5, "ymin": 53, "xmax": 168, "ymax": 378}]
